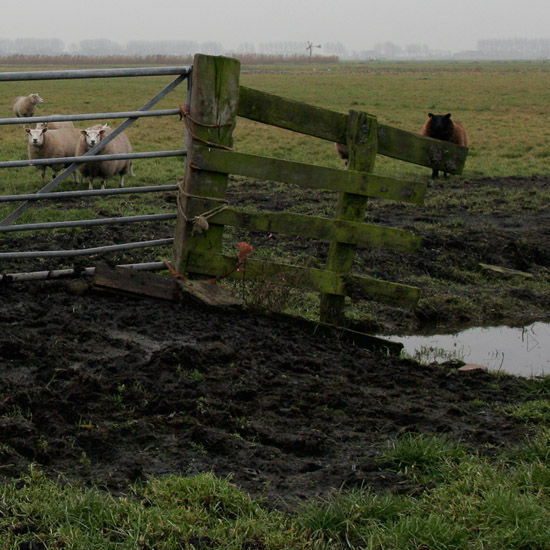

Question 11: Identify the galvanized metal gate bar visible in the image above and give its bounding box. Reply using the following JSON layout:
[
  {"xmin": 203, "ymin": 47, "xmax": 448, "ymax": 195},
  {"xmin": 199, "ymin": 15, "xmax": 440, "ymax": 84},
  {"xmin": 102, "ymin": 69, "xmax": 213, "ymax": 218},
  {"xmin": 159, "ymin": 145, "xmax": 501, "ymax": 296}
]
[
  {"xmin": 0, "ymin": 150, "xmax": 186, "ymax": 170},
  {"xmin": 0, "ymin": 239, "xmax": 174, "ymax": 259},
  {"xmin": 0, "ymin": 184, "xmax": 179, "ymax": 202},
  {"xmin": 0, "ymin": 262, "xmax": 167, "ymax": 283},
  {"xmin": 0, "ymin": 109, "xmax": 180, "ymax": 126},
  {"xmin": 0, "ymin": 213, "xmax": 177, "ymax": 233},
  {"xmin": 0, "ymin": 66, "xmax": 190, "ymax": 81},
  {"xmin": 1, "ymin": 71, "xmax": 189, "ymax": 226}
]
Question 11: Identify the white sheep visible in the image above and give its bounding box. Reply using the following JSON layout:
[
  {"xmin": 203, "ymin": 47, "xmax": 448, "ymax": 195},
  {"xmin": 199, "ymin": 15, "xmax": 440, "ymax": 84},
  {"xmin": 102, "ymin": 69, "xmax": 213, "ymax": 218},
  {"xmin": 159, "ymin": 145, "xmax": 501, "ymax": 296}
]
[
  {"xmin": 25, "ymin": 125, "xmax": 81, "ymax": 184},
  {"xmin": 75, "ymin": 124, "xmax": 135, "ymax": 190},
  {"xmin": 13, "ymin": 93, "xmax": 44, "ymax": 117}
]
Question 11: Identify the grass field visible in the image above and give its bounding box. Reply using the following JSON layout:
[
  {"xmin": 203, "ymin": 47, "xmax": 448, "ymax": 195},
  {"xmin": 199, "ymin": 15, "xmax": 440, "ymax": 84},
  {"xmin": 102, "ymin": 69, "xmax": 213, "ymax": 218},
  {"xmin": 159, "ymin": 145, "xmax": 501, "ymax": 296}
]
[
  {"xmin": 2, "ymin": 60, "xmax": 550, "ymax": 185},
  {"xmin": 1, "ymin": 59, "xmax": 550, "ymax": 549},
  {"xmin": 2, "ymin": 59, "xmax": 550, "ymax": 208}
]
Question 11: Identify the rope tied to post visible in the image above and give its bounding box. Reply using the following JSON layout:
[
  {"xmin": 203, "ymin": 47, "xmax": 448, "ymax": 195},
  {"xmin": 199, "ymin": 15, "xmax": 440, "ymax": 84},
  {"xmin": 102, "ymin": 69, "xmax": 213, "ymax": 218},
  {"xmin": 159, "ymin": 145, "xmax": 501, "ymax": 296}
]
[
  {"xmin": 177, "ymin": 191, "xmax": 228, "ymax": 235},
  {"xmin": 179, "ymin": 104, "xmax": 234, "ymax": 151}
]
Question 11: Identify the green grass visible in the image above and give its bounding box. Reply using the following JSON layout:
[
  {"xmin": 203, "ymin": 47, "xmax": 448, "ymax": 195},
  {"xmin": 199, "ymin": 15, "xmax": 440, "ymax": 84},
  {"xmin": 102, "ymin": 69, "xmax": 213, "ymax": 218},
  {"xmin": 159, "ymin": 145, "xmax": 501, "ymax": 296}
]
[
  {"xmin": 3, "ymin": 60, "xmax": 549, "ymax": 221},
  {"xmin": 3, "ymin": 401, "xmax": 550, "ymax": 549}
]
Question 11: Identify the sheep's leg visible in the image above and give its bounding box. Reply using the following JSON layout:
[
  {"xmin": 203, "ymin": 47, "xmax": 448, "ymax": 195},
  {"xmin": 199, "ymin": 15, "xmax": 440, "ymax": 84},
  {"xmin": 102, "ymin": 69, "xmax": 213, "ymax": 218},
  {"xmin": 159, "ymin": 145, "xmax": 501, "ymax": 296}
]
[
  {"xmin": 88, "ymin": 178, "xmax": 94, "ymax": 191},
  {"xmin": 119, "ymin": 175, "xmax": 125, "ymax": 188}
]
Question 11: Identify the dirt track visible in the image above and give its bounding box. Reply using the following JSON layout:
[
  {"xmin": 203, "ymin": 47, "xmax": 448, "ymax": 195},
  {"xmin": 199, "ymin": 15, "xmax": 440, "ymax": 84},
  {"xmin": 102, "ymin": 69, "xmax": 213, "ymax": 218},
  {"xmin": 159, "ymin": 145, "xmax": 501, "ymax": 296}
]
[
  {"xmin": 0, "ymin": 277, "xmax": 534, "ymax": 508},
  {"xmin": 0, "ymin": 176, "xmax": 548, "ymax": 508}
]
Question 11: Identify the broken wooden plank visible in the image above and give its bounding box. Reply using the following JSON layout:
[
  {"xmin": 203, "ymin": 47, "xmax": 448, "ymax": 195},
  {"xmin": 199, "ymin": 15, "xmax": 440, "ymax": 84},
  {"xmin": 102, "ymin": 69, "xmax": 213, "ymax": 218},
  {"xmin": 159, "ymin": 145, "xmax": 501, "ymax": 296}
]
[
  {"xmin": 263, "ymin": 310, "xmax": 404, "ymax": 356},
  {"xmin": 92, "ymin": 263, "xmax": 244, "ymax": 309},
  {"xmin": 175, "ymin": 279, "xmax": 244, "ymax": 309},
  {"xmin": 480, "ymin": 263, "xmax": 534, "ymax": 279},
  {"xmin": 92, "ymin": 263, "xmax": 177, "ymax": 300}
]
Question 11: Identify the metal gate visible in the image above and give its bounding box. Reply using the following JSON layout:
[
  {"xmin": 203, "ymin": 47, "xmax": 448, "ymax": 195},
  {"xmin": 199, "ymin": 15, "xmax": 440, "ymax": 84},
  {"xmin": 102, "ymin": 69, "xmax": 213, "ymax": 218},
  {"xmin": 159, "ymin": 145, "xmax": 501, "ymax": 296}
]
[{"xmin": 0, "ymin": 65, "xmax": 191, "ymax": 281}]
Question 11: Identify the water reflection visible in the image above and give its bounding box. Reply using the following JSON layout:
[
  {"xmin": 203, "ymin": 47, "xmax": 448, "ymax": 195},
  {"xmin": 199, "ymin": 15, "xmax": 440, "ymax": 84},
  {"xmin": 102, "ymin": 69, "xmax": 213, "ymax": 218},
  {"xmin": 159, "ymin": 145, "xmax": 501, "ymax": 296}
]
[{"xmin": 381, "ymin": 322, "xmax": 550, "ymax": 378}]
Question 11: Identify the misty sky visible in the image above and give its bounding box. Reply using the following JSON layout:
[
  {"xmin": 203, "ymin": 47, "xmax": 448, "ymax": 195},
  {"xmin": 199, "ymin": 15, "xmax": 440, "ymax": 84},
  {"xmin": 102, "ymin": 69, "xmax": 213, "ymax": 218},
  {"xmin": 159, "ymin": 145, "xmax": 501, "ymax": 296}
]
[{"xmin": 5, "ymin": 0, "xmax": 550, "ymax": 53}]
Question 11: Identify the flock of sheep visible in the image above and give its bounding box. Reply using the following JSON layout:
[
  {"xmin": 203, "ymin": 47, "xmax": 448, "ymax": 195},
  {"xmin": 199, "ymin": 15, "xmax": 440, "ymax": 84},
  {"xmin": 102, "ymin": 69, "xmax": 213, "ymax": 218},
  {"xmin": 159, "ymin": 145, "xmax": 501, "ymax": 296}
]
[
  {"xmin": 14, "ymin": 92, "xmax": 468, "ymax": 188},
  {"xmin": 13, "ymin": 93, "xmax": 135, "ymax": 190}
]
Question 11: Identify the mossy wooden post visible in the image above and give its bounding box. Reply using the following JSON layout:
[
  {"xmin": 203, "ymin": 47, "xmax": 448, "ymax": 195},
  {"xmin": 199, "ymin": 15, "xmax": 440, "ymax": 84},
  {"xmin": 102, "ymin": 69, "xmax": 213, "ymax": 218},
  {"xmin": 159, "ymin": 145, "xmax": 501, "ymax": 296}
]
[
  {"xmin": 173, "ymin": 54, "xmax": 240, "ymax": 275},
  {"xmin": 320, "ymin": 110, "xmax": 378, "ymax": 325}
]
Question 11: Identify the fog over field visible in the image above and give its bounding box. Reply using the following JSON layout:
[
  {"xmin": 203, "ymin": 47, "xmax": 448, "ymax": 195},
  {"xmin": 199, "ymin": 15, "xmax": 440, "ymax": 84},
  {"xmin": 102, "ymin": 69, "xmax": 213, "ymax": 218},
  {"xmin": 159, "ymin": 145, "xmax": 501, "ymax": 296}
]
[{"xmin": 2, "ymin": 0, "xmax": 550, "ymax": 59}]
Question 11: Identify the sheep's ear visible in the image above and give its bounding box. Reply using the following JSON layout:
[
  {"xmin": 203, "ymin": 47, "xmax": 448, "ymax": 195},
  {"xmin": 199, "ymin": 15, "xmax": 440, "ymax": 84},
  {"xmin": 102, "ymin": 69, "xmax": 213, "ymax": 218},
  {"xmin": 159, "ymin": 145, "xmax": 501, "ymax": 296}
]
[
  {"xmin": 80, "ymin": 130, "xmax": 87, "ymax": 136},
  {"xmin": 445, "ymin": 113, "xmax": 452, "ymax": 119},
  {"xmin": 428, "ymin": 113, "xmax": 434, "ymax": 118},
  {"xmin": 24, "ymin": 126, "xmax": 30, "ymax": 133}
]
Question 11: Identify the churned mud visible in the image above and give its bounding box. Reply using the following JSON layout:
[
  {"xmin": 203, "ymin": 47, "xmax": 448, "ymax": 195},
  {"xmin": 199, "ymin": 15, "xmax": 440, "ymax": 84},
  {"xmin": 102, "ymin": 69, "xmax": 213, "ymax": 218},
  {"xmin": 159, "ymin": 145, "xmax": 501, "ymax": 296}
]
[{"xmin": 0, "ymin": 176, "xmax": 548, "ymax": 508}]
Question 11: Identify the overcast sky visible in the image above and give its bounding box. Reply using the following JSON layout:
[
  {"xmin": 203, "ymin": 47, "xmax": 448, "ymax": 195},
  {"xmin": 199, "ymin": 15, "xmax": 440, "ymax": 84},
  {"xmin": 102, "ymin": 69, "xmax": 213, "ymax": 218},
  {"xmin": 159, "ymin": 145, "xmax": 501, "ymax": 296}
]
[{"xmin": 5, "ymin": 0, "xmax": 550, "ymax": 53}]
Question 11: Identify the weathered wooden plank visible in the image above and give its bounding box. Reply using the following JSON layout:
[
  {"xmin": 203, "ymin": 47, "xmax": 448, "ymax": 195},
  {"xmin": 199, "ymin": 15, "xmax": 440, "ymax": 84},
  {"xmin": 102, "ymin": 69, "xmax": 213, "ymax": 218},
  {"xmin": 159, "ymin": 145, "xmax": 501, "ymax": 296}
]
[
  {"xmin": 173, "ymin": 54, "xmax": 241, "ymax": 275},
  {"xmin": 238, "ymin": 85, "xmax": 348, "ymax": 143},
  {"xmin": 92, "ymin": 263, "xmax": 177, "ymax": 300},
  {"xmin": 191, "ymin": 148, "xmax": 426, "ymax": 204},
  {"xmin": 176, "ymin": 279, "xmax": 245, "ymax": 309},
  {"xmin": 186, "ymin": 251, "xmax": 420, "ymax": 308},
  {"xmin": 188, "ymin": 204, "xmax": 421, "ymax": 252},
  {"xmin": 266, "ymin": 310, "xmax": 404, "ymax": 356},
  {"xmin": 238, "ymin": 86, "xmax": 467, "ymax": 173},
  {"xmin": 377, "ymin": 124, "xmax": 468, "ymax": 175}
]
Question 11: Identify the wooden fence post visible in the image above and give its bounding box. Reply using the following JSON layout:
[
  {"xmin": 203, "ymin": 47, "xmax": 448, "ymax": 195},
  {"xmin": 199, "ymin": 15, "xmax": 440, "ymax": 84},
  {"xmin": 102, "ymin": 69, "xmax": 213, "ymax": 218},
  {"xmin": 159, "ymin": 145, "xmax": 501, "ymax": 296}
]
[
  {"xmin": 320, "ymin": 110, "xmax": 378, "ymax": 324},
  {"xmin": 172, "ymin": 54, "xmax": 240, "ymax": 275}
]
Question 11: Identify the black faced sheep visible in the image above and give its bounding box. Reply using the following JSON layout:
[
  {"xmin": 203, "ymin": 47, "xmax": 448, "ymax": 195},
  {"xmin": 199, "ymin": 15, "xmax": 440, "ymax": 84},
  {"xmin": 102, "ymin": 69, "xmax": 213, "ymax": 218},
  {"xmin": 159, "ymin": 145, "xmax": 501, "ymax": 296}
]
[
  {"xmin": 13, "ymin": 94, "xmax": 44, "ymax": 117},
  {"xmin": 421, "ymin": 113, "xmax": 468, "ymax": 179},
  {"xmin": 25, "ymin": 125, "xmax": 81, "ymax": 184},
  {"xmin": 75, "ymin": 124, "xmax": 135, "ymax": 190}
]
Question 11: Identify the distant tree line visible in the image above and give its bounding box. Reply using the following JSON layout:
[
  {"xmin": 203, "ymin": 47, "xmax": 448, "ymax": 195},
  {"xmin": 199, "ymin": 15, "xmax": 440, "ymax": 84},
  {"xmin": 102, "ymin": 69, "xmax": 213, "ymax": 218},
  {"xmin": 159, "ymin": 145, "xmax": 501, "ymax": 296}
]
[
  {"xmin": 0, "ymin": 39, "xmax": 224, "ymax": 57},
  {"xmin": 476, "ymin": 38, "xmax": 550, "ymax": 59},
  {"xmin": 1, "ymin": 37, "xmax": 549, "ymax": 61},
  {"xmin": 0, "ymin": 38, "xmax": 347, "ymax": 59}
]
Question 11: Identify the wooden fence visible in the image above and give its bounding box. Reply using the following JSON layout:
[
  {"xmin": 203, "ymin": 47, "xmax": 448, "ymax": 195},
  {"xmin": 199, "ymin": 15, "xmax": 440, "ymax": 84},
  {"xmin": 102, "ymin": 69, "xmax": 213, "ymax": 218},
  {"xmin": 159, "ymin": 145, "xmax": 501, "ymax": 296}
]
[{"xmin": 173, "ymin": 54, "xmax": 468, "ymax": 325}]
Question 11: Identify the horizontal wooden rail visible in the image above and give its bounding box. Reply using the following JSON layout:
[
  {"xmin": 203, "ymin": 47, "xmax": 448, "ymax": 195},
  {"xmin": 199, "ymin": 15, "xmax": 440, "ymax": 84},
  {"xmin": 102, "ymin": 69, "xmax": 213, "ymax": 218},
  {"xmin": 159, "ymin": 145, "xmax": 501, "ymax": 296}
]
[
  {"xmin": 186, "ymin": 251, "xmax": 420, "ymax": 308},
  {"xmin": 186, "ymin": 202, "xmax": 421, "ymax": 253},
  {"xmin": 190, "ymin": 147, "xmax": 426, "ymax": 204},
  {"xmin": 237, "ymin": 86, "xmax": 468, "ymax": 174}
]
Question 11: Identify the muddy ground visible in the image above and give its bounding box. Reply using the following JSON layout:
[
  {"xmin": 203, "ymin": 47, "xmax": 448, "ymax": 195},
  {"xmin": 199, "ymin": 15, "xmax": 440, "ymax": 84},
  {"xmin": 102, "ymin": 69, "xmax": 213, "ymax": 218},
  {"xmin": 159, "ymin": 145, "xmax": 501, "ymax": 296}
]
[{"xmin": 0, "ymin": 175, "xmax": 548, "ymax": 508}]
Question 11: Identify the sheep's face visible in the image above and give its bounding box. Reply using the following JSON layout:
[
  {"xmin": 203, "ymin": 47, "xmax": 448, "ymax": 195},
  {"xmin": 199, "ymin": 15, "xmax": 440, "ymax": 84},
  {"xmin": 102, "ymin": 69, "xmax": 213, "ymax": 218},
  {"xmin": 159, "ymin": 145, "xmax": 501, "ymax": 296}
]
[
  {"xmin": 26, "ymin": 127, "xmax": 47, "ymax": 147},
  {"xmin": 30, "ymin": 94, "xmax": 44, "ymax": 105},
  {"xmin": 426, "ymin": 113, "xmax": 454, "ymax": 140},
  {"xmin": 82, "ymin": 126, "xmax": 109, "ymax": 149}
]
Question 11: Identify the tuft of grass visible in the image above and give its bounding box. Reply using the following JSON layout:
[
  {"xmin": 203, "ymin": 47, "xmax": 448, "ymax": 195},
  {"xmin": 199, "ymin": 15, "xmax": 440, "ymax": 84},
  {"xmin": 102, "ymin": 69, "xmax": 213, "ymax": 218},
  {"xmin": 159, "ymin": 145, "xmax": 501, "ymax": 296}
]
[
  {"xmin": 505, "ymin": 399, "xmax": 550, "ymax": 424},
  {"xmin": 294, "ymin": 487, "xmax": 407, "ymax": 548},
  {"xmin": 380, "ymin": 432, "xmax": 466, "ymax": 480}
]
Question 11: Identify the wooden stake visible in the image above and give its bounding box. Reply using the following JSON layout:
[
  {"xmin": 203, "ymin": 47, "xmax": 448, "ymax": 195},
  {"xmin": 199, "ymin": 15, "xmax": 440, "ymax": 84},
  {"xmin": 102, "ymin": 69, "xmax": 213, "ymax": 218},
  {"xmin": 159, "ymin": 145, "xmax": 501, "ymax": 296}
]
[
  {"xmin": 320, "ymin": 111, "xmax": 378, "ymax": 325},
  {"xmin": 172, "ymin": 54, "xmax": 241, "ymax": 276}
]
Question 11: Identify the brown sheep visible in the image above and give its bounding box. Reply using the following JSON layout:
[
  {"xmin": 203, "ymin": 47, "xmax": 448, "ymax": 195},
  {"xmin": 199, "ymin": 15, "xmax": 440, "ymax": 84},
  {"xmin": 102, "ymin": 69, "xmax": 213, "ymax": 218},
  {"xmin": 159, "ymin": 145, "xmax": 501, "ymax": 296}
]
[
  {"xmin": 421, "ymin": 113, "xmax": 468, "ymax": 179},
  {"xmin": 334, "ymin": 142, "xmax": 349, "ymax": 167}
]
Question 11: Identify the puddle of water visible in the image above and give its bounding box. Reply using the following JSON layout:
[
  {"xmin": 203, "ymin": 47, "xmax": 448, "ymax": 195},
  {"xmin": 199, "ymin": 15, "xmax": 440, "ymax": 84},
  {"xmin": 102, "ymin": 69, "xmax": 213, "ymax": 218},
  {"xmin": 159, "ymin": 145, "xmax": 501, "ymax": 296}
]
[{"xmin": 380, "ymin": 322, "xmax": 550, "ymax": 378}]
